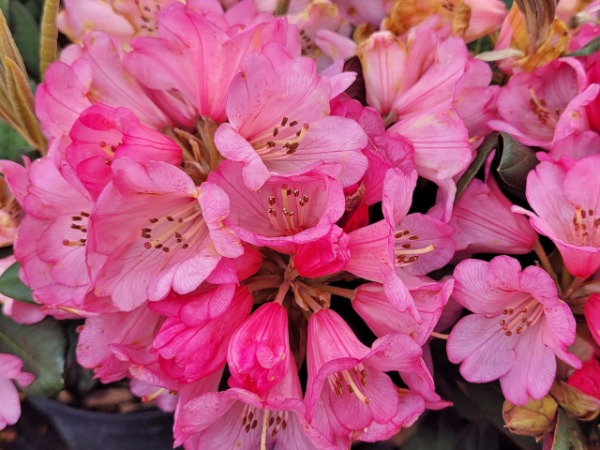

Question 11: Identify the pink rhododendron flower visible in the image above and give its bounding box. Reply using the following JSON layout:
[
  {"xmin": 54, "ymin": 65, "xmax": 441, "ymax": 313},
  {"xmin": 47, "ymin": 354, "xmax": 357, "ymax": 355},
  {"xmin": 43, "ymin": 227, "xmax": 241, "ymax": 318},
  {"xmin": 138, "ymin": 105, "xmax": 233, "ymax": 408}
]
[
  {"xmin": 450, "ymin": 171, "xmax": 537, "ymax": 257},
  {"xmin": 585, "ymin": 293, "xmax": 600, "ymax": 348},
  {"xmin": 66, "ymin": 32, "xmax": 171, "ymax": 130},
  {"xmin": 77, "ymin": 304, "xmax": 165, "ymax": 382},
  {"xmin": 0, "ymin": 151, "xmax": 96, "ymax": 309},
  {"xmin": 331, "ymin": 0, "xmax": 394, "ymax": 27},
  {"xmin": 150, "ymin": 284, "xmax": 252, "ymax": 383},
  {"xmin": 227, "ymin": 301, "xmax": 290, "ymax": 393},
  {"xmin": 489, "ymin": 58, "xmax": 600, "ymax": 150},
  {"xmin": 305, "ymin": 308, "xmax": 430, "ymax": 440},
  {"xmin": 87, "ymin": 158, "xmax": 243, "ymax": 310},
  {"xmin": 58, "ymin": 0, "xmax": 135, "ymax": 46},
  {"xmin": 545, "ymin": 131, "xmax": 600, "ymax": 162},
  {"xmin": 353, "ymin": 276, "xmax": 454, "ymax": 409},
  {"xmin": 447, "ymin": 256, "xmax": 581, "ymax": 405},
  {"xmin": 294, "ymin": 224, "xmax": 351, "ymax": 278},
  {"xmin": 175, "ymin": 359, "xmax": 331, "ymax": 450},
  {"xmin": 125, "ymin": 1, "xmax": 300, "ymax": 126},
  {"xmin": 388, "ymin": 107, "xmax": 471, "ymax": 223},
  {"xmin": 0, "ymin": 255, "xmax": 46, "ymax": 325},
  {"xmin": 567, "ymin": 358, "xmax": 600, "ymax": 401},
  {"xmin": 35, "ymin": 61, "xmax": 93, "ymax": 142},
  {"xmin": 214, "ymin": 43, "xmax": 368, "ymax": 191},
  {"xmin": 66, "ymin": 104, "xmax": 181, "ymax": 198},
  {"xmin": 513, "ymin": 155, "xmax": 600, "ymax": 278},
  {"xmin": 0, "ymin": 354, "xmax": 34, "ymax": 431},
  {"xmin": 208, "ymin": 161, "xmax": 345, "ymax": 254},
  {"xmin": 345, "ymin": 168, "xmax": 454, "ymax": 318}
]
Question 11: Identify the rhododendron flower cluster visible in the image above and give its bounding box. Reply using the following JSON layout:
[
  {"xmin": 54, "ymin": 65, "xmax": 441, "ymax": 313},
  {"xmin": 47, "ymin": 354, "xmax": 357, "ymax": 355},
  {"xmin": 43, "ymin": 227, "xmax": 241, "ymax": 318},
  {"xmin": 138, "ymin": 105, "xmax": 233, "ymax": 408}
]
[{"xmin": 4, "ymin": 0, "xmax": 600, "ymax": 447}]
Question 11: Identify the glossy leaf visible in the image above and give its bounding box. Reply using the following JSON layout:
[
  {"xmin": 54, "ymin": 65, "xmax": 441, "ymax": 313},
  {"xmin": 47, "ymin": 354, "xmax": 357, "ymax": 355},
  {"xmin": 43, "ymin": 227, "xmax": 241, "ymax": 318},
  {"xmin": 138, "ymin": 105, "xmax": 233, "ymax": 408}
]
[
  {"xmin": 0, "ymin": 118, "xmax": 29, "ymax": 161},
  {"xmin": 455, "ymin": 132, "xmax": 498, "ymax": 200},
  {"xmin": 497, "ymin": 132, "xmax": 538, "ymax": 192},
  {"xmin": 0, "ymin": 260, "xmax": 34, "ymax": 303},
  {"xmin": 567, "ymin": 35, "xmax": 600, "ymax": 57},
  {"xmin": 549, "ymin": 409, "xmax": 568, "ymax": 450},
  {"xmin": 0, "ymin": 314, "xmax": 66, "ymax": 397}
]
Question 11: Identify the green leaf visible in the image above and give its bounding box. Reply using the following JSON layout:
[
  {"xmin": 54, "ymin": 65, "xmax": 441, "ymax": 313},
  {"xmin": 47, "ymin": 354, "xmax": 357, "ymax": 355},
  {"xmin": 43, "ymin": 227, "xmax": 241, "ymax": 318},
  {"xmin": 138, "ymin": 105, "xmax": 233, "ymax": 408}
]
[
  {"xmin": 8, "ymin": 1, "xmax": 40, "ymax": 78},
  {"xmin": 455, "ymin": 132, "xmax": 498, "ymax": 200},
  {"xmin": 497, "ymin": 132, "xmax": 539, "ymax": 192},
  {"xmin": 0, "ymin": 118, "xmax": 29, "ymax": 161},
  {"xmin": 567, "ymin": 35, "xmax": 600, "ymax": 57},
  {"xmin": 0, "ymin": 261, "xmax": 34, "ymax": 303},
  {"xmin": 0, "ymin": 0, "xmax": 8, "ymax": 18},
  {"xmin": 551, "ymin": 409, "xmax": 569, "ymax": 450},
  {"xmin": 0, "ymin": 315, "xmax": 66, "ymax": 396}
]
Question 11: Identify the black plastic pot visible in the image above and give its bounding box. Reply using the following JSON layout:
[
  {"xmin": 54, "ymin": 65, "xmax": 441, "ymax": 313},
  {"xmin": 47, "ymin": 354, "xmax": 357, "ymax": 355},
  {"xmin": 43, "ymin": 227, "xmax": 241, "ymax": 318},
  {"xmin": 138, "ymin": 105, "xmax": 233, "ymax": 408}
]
[{"xmin": 27, "ymin": 397, "xmax": 177, "ymax": 450}]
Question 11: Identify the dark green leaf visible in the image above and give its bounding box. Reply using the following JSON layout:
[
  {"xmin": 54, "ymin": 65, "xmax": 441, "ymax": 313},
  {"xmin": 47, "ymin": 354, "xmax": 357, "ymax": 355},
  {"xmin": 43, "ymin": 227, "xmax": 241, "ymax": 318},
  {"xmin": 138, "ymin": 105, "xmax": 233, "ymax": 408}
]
[
  {"xmin": 567, "ymin": 35, "xmax": 600, "ymax": 57},
  {"xmin": 8, "ymin": 1, "xmax": 40, "ymax": 78},
  {"xmin": 0, "ymin": 315, "xmax": 66, "ymax": 396},
  {"xmin": 64, "ymin": 321, "xmax": 97, "ymax": 397},
  {"xmin": 0, "ymin": 260, "xmax": 34, "ymax": 304},
  {"xmin": 551, "ymin": 409, "xmax": 569, "ymax": 450},
  {"xmin": 497, "ymin": 132, "xmax": 538, "ymax": 192},
  {"xmin": 455, "ymin": 132, "xmax": 498, "ymax": 200},
  {"xmin": 0, "ymin": 0, "xmax": 8, "ymax": 18},
  {"xmin": 0, "ymin": 118, "xmax": 30, "ymax": 161}
]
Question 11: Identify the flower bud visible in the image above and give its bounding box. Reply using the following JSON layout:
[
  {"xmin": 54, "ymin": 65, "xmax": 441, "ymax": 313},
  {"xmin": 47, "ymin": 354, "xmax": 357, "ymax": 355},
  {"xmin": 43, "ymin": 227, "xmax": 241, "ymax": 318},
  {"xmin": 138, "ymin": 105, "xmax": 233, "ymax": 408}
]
[
  {"xmin": 502, "ymin": 396, "xmax": 558, "ymax": 439},
  {"xmin": 295, "ymin": 225, "xmax": 351, "ymax": 278},
  {"xmin": 550, "ymin": 379, "xmax": 600, "ymax": 421}
]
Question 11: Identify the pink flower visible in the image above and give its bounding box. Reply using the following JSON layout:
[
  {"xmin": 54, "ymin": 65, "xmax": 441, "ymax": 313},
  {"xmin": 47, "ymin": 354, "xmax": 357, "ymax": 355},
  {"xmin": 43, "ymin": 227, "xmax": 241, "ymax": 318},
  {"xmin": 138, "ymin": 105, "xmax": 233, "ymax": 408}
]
[
  {"xmin": 305, "ymin": 309, "xmax": 430, "ymax": 439},
  {"xmin": 0, "ymin": 256, "xmax": 46, "ymax": 325},
  {"xmin": 352, "ymin": 276, "xmax": 454, "ymax": 409},
  {"xmin": 584, "ymin": 293, "xmax": 600, "ymax": 348},
  {"xmin": 66, "ymin": 104, "xmax": 182, "ymax": 199},
  {"xmin": 76, "ymin": 304, "xmax": 165, "ymax": 382},
  {"xmin": 58, "ymin": 0, "xmax": 135, "ymax": 46},
  {"xmin": 67, "ymin": 32, "xmax": 171, "ymax": 130},
  {"xmin": 294, "ymin": 225, "xmax": 351, "ymax": 278},
  {"xmin": 175, "ymin": 359, "xmax": 332, "ymax": 450},
  {"xmin": 450, "ymin": 171, "xmax": 537, "ymax": 257},
  {"xmin": 353, "ymin": 276, "xmax": 454, "ymax": 348},
  {"xmin": 447, "ymin": 256, "xmax": 581, "ymax": 405},
  {"xmin": 125, "ymin": 1, "xmax": 300, "ymax": 125},
  {"xmin": 488, "ymin": 58, "xmax": 600, "ymax": 150},
  {"xmin": 228, "ymin": 301, "xmax": 290, "ymax": 394},
  {"xmin": 512, "ymin": 155, "xmax": 600, "ymax": 278},
  {"xmin": 545, "ymin": 131, "xmax": 600, "ymax": 162},
  {"xmin": 150, "ymin": 284, "xmax": 252, "ymax": 383},
  {"xmin": 0, "ymin": 354, "xmax": 34, "ymax": 430},
  {"xmin": 332, "ymin": 0, "xmax": 393, "ymax": 27},
  {"xmin": 35, "ymin": 61, "xmax": 92, "ymax": 142},
  {"xmin": 568, "ymin": 358, "xmax": 600, "ymax": 401},
  {"xmin": 214, "ymin": 43, "xmax": 368, "ymax": 191},
  {"xmin": 208, "ymin": 161, "xmax": 345, "ymax": 254},
  {"xmin": 87, "ymin": 158, "xmax": 243, "ymax": 310},
  {"xmin": 345, "ymin": 168, "xmax": 454, "ymax": 319},
  {"xmin": 585, "ymin": 53, "xmax": 600, "ymax": 134},
  {"xmin": 0, "ymin": 151, "xmax": 96, "ymax": 309}
]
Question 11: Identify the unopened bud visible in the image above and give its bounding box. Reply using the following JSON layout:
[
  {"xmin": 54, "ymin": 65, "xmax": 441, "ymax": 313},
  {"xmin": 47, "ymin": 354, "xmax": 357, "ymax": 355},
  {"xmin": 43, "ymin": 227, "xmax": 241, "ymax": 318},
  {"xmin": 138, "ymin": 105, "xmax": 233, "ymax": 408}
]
[
  {"xmin": 502, "ymin": 396, "xmax": 557, "ymax": 439},
  {"xmin": 550, "ymin": 379, "xmax": 600, "ymax": 421}
]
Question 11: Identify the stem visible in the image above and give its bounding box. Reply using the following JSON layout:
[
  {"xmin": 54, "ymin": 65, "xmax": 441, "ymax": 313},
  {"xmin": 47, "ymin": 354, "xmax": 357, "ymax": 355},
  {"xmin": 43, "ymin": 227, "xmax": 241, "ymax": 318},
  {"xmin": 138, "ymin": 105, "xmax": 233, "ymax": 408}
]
[
  {"xmin": 430, "ymin": 332, "xmax": 449, "ymax": 340},
  {"xmin": 533, "ymin": 240, "xmax": 560, "ymax": 292},
  {"xmin": 196, "ymin": 118, "xmax": 220, "ymax": 172},
  {"xmin": 564, "ymin": 277, "xmax": 586, "ymax": 299},
  {"xmin": 311, "ymin": 283, "xmax": 355, "ymax": 300}
]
